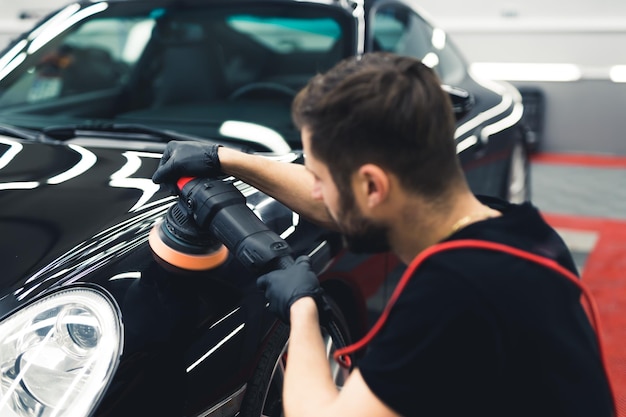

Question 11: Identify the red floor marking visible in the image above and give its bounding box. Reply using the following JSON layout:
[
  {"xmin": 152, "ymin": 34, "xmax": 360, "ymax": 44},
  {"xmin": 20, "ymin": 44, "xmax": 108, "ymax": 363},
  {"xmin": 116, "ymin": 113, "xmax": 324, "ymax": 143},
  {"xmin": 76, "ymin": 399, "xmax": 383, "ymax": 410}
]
[
  {"xmin": 542, "ymin": 213, "xmax": 626, "ymax": 416},
  {"xmin": 531, "ymin": 153, "xmax": 626, "ymax": 168}
]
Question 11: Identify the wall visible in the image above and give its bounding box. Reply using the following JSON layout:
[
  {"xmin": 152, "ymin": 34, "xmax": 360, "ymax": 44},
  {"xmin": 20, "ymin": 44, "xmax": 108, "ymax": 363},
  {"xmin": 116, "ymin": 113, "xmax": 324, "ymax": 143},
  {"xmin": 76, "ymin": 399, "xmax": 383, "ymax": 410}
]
[
  {"xmin": 412, "ymin": 0, "xmax": 626, "ymax": 156},
  {"xmin": 412, "ymin": 0, "xmax": 626, "ymax": 18},
  {"xmin": 0, "ymin": 0, "xmax": 69, "ymax": 48}
]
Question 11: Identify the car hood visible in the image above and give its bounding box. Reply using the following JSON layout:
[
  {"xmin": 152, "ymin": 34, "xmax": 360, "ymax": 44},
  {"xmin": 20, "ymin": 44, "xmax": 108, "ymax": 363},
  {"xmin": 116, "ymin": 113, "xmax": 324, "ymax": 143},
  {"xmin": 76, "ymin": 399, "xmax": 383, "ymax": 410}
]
[{"xmin": 0, "ymin": 137, "xmax": 170, "ymax": 306}]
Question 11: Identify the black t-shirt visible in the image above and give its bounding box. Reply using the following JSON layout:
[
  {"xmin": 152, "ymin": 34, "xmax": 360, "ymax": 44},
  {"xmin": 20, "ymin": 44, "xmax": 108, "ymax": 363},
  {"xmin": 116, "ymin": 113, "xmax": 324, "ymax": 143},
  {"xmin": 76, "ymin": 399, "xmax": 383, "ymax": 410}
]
[{"xmin": 358, "ymin": 196, "xmax": 613, "ymax": 417}]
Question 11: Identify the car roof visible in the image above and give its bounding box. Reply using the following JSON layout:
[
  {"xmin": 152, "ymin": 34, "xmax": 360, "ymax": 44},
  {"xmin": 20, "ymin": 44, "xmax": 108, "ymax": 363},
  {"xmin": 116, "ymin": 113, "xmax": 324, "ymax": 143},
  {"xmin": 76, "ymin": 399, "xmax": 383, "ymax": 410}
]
[
  {"xmin": 77, "ymin": 0, "xmax": 420, "ymax": 15},
  {"xmin": 75, "ymin": 0, "xmax": 441, "ymax": 31}
]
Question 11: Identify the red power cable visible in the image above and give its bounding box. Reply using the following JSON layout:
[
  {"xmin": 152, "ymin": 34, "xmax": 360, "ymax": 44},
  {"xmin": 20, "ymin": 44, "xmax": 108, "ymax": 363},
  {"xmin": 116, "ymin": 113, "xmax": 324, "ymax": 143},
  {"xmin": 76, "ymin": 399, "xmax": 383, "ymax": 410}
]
[{"xmin": 332, "ymin": 239, "xmax": 616, "ymax": 415}]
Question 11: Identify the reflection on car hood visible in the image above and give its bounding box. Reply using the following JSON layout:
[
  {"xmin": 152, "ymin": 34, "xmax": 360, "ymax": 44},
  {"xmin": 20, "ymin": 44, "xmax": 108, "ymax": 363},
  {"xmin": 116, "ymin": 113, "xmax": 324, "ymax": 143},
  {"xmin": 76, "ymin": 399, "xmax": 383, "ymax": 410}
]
[{"xmin": 0, "ymin": 137, "xmax": 170, "ymax": 303}]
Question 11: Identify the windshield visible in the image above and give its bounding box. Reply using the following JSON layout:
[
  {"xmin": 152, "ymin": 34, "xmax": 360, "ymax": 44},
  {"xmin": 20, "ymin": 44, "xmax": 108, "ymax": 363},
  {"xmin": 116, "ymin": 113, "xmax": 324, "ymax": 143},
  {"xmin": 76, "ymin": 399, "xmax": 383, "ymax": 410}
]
[{"xmin": 0, "ymin": 1, "xmax": 353, "ymax": 148}]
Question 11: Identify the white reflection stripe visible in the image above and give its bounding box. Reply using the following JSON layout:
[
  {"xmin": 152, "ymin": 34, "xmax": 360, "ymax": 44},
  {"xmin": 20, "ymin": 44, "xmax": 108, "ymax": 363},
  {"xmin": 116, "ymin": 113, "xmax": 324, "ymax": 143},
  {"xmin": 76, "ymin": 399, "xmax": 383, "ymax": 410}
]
[
  {"xmin": 0, "ymin": 138, "xmax": 22, "ymax": 169},
  {"xmin": 0, "ymin": 52, "xmax": 26, "ymax": 84},
  {"xmin": 0, "ymin": 39, "xmax": 28, "ymax": 79},
  {"xmin": 109, "ymin": 271, "xmax": 142, "ymax": 281},
  {"xmin": 454, "ymin": 74, "xmax": 524, "ymax": 154},
  {"xmin": 0, "ymin": 139, "xmax": 36, "ymax": 189},
  {"xmin": 480, "ymin": 98, "xmax": 525, "ymax": 141},
  {"xmin": 16, "ymin": 282, "xmax": 43, "ymax": 301},
  {"xmin": 0, "ymin": 181, "xmax": 39, "ymax": 190},
  {"xmin": 0, "ymin": 39, "xmax": 27, "ymax": 73},
  {"xmin": 280, "ymin": 211, "xmax": 300, "ymax": 239},
  {"xmin": 455, "ymin": 78, "xmax": 512, "ymax": 139},
  {"xmin": 253, "ymin": 198, "xmax": 273, "ymax": 211},
  {"xmin": 456, "ymin": 78, "xmax": 523, "ymax": 153},
  {"xmin": 28, "ymin": 3, "xmax": 109, "ymax": 54},
  {"xmin": 308, "ymin": 240, "xmax": 328, "ymax": 258},
  {"xmin": 47, "ymin": 144, "xmax": 97, "ymax": 184},
  {"xmin": 280, "ymin": 225, "xmax": 296, "ymax": 239},
  {"xmin": 210, "ymin": 308, "xmax": 241, "ymax": 330},
  {"xmin": 27, "ymin": 4, "xmax": 81, "ymax": 41},
  {"xmin": 109, "ymin": 151, "xmax": 162, "ymax": 212},
  {"xmin": 219, "ymin": 121, "xmax": 291, "ymax": 154},
  {"xmin": 187, "ymin": 323, "xmax": 245, "ymax": 373},
  {"xmin": 456, "ymin": 135, "xmax": 477, "ymax": 154}
]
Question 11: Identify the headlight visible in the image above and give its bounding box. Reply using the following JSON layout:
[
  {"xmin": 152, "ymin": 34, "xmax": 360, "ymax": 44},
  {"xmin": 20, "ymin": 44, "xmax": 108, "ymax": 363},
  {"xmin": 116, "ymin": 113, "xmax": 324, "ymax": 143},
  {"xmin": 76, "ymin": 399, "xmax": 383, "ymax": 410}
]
[{"xmin": 0, "ymin": 287, "xmax": 123, "ymax": 416}]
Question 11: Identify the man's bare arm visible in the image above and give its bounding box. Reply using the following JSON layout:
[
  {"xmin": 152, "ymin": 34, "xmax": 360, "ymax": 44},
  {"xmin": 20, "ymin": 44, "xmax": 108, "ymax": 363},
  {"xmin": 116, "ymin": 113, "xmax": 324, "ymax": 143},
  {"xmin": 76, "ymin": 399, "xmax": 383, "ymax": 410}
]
[
  {"xmin": 283, "ymin": 297, "xmax": 400, "ymax": 417},
  {"xmin": 218, "ymin": 147, "xmax": 336, "ymax": 229}
]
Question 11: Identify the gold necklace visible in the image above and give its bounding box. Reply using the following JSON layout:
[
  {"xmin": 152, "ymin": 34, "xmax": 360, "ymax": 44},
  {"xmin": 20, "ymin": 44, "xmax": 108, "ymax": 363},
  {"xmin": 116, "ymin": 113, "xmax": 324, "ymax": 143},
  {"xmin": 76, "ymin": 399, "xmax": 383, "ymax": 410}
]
[{"xmin": 450, "ymin": 209, "xmax": 500, "ymax": 235}]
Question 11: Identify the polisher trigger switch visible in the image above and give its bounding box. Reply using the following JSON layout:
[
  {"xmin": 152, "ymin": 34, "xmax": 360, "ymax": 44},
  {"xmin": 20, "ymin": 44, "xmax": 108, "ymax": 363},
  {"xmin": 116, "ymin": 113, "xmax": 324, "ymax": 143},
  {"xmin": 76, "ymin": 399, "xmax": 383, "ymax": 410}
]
[{"xmin": 177, "ymin": 176, "xmax": 194, "ymax": 190}]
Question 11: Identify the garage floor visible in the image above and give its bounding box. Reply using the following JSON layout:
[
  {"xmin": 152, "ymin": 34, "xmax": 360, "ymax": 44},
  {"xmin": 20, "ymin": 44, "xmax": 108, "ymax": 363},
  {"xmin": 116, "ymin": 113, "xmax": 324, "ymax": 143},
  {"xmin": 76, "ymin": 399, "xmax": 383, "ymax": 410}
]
[{"xmin": 531, "ymin": 153, "xmax": 626, "ymax": 416}]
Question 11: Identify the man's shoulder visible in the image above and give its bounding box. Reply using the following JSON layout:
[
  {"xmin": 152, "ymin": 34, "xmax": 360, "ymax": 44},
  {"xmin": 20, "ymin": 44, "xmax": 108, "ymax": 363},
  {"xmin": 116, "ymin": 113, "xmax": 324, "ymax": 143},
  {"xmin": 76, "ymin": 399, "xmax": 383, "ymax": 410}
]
[
  {"xmin": 401, "ymin": 234, "xmax": 572, "ymax": 311},
  {"xmin": 446, "ymin": 195, "xmax": 578, "ymax": 275}
]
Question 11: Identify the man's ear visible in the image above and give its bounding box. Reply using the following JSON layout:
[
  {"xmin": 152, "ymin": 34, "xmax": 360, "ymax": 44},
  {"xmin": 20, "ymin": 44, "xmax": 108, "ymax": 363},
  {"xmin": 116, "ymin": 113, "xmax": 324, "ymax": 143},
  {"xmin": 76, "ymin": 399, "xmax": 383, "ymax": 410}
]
[{"xmin": 355, "ymin": 164, "xmax": 390, "ymax": 208}]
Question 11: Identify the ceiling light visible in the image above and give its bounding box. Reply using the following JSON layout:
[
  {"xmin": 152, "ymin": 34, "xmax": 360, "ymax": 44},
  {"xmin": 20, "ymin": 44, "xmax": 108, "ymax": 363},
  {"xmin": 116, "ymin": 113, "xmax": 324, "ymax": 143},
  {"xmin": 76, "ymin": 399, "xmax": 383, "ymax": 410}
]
[{"xmin": 470, "ymin": 63, "xmax": 582, "ymax": 82}]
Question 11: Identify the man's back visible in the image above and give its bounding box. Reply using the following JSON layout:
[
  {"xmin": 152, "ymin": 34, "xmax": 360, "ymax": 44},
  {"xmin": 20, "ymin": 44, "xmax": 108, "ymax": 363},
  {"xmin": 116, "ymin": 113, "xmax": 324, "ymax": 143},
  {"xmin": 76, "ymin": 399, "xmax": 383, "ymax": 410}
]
[{"xmin": 358, "ymin": 197, "xmax": 614, "ymax": 416}]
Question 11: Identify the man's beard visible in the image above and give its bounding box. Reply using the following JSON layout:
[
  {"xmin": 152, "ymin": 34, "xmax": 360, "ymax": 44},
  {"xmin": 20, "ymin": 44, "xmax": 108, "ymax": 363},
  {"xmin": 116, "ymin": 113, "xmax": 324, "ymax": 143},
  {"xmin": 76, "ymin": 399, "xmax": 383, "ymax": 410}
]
[{"xmin": 332, "ymin": 189, "xmax": 391, "ymax": 254}]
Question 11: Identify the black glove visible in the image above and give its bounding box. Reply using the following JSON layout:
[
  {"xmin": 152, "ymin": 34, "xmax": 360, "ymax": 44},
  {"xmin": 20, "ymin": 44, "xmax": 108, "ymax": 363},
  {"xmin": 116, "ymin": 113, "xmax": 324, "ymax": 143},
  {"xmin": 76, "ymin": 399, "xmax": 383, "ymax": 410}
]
[
  {"xmin": 152, "ymin": 140, "xmax": 222, "ymax": 185},
  {"xmin": 256, "ymin": 255, "xmax": 324, "ymax": 323}
]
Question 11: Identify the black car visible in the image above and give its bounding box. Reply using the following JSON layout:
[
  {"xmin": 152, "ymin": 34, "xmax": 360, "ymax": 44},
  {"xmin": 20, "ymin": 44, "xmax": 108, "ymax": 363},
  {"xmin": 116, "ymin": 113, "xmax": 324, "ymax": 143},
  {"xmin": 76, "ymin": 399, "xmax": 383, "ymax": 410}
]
[{"xmin": 0, "ymin": 0, "xmax": 530, "ymax": 416}]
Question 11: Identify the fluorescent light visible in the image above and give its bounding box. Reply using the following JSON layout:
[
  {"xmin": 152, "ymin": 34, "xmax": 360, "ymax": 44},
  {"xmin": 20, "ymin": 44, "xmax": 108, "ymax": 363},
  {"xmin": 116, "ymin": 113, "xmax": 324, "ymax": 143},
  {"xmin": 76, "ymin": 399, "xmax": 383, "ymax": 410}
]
[
  {"xmin": 610, "ymin": 65, "xmax": 626, "ymax": 83},
  {"xmin": 470, "ymin": 62, "xmax": 581, "ymax": 82}
]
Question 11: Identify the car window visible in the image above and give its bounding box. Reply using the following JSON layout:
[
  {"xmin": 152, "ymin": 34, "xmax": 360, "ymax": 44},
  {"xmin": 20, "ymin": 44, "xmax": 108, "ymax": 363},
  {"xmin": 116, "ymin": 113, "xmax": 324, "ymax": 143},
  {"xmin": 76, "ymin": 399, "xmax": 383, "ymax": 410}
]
[
  {"xmin": 0, "ymin": 17, "xmax": 151, "ymax": 106},
  {"xmin": 0, "ymin": 6, "xmax": 347, "ymax": 107},
  {"xmin": 227, "ymin": 15, "xmax": 341, "ymax": 53},
  {"xmin": 371, "ymin": 5, "xmax": 465, "ymax": 85},
  {"xmin": 220, "ymin": 13, "xmax": 345, "ymax": 88},
  {"xmin": 0, "ymin": 3, "xmax": 352, "ymax": 148}
]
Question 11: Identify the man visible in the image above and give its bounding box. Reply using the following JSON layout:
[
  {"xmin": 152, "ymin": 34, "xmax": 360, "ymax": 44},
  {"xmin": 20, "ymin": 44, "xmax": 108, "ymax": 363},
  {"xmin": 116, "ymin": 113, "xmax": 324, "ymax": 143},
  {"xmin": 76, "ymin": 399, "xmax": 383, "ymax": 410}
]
[{"xmin": 152, "ymin": 52, "xmax": 614, "ymax": 416}]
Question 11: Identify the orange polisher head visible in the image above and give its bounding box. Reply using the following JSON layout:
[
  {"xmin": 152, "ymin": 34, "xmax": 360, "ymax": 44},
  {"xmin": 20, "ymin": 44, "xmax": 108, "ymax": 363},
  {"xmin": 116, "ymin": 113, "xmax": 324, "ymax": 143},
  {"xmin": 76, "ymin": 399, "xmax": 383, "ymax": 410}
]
[{"xmin": 148, "ymin": 219, "xmax": 229, "ymax": 271}]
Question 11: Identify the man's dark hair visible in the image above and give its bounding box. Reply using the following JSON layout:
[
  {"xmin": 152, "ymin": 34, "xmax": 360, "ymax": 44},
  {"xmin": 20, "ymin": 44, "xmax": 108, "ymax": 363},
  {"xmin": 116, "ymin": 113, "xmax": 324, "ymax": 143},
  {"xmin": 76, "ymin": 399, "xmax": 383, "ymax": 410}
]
[{"xmin": 292, "ymin": 52, "xmax": 464, "ymax": 198}]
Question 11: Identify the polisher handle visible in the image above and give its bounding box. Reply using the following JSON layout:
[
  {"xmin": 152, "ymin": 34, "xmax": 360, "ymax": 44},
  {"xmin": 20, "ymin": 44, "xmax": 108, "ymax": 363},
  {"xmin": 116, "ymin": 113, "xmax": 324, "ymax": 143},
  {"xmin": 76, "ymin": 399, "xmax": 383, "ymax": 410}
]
[
  {"xmin": 179, "ymin": 177, "xmax": 294, "ymax": 275},
  {"xmin": 274, "ymin": 254, "xmax": 295, "ymax": 270}
]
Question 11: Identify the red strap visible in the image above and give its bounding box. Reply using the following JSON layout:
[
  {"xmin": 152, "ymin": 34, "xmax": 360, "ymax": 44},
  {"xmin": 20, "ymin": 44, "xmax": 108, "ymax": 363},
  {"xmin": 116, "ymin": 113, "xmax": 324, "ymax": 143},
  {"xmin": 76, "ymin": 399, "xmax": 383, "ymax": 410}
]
[{"xmin": 333, "ymin": 239, "xmax": 616, "ymax": 414}]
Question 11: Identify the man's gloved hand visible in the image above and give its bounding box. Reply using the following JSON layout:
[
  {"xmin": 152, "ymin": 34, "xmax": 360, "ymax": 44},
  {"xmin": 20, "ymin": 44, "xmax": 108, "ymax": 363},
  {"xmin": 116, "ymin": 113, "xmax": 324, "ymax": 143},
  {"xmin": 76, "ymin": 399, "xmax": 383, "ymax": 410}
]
[
  {"xmin": 152, "ymin": 140, "xmax": 222, "ymax": 185},
  {"xmin": 257, "ymin": 255, "xmax": 324, "ymax": 323}
]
